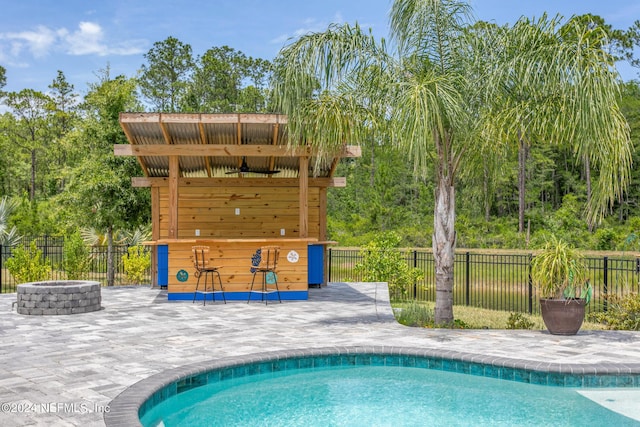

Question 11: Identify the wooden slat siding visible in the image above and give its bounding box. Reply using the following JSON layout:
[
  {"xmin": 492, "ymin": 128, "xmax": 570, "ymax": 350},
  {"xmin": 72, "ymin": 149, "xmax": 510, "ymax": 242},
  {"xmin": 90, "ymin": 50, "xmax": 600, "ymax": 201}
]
[
  {"xmin": 166, "ymin": 240, "xmax": 308, "ymax": 292},
  {"xmin": 151, "ymin": 187, "xmax": 160, "ymax": 240},
  {"xmin": 157, "ymin": 186, "xmax": 321, "ymax": 240},
  {"xmin": 319, "ymin": 187, "xmax": 327, "ymax": 242}
]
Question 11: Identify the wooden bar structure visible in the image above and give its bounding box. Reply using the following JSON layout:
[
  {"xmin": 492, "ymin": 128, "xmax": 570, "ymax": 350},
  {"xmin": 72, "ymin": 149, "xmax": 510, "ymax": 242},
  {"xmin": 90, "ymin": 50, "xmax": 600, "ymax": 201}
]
[{"xmin": 117, "ymin": 113, "xmax": 360, "ymax": 300}]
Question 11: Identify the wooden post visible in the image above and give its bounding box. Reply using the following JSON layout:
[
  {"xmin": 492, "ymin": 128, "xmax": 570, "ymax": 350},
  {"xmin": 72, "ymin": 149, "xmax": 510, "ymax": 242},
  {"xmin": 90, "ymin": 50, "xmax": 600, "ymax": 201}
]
[
  {"xmin": 169, "ymin": 156, "xmax": 179, "ymax": 239},
  {"xmin": 151, "ymin": 187, "xmax": 160, "ymax": 286},
  {"xmin": 299, "ymin": 156, "xmax": 309, "ymax": 237}
]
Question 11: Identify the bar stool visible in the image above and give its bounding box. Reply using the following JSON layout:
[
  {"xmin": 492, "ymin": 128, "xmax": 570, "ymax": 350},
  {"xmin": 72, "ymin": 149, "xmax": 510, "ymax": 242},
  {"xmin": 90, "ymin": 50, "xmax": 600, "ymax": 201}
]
[
  {"xmin": 247, "ymin": 246, "xmax": 281, "ymax": 304},
  {"xmin": 192, "ymin": 246, "xmax": 225, "ymax": 305}
]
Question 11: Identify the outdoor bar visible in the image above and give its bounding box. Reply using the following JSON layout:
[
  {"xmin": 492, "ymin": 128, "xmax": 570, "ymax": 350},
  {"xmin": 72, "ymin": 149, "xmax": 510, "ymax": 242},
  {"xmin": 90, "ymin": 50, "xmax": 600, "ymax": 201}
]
[{"xmin": 117, "ymin": 113, "xmax": 360, "ymax": 300}]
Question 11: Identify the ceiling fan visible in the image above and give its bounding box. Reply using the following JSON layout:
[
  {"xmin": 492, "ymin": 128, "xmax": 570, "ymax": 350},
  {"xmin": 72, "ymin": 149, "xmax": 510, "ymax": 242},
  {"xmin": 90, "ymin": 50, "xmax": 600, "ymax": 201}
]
[{"xmin": 225, "ymin": 157, "xmax": 280, "ymax": 175}]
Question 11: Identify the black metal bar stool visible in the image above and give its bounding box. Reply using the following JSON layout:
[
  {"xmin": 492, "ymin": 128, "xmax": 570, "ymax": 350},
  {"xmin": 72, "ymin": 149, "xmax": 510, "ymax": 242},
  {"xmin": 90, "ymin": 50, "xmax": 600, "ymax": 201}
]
[
  {"xmin": 192, "ymin": 246, "xmax": 225, "ymax": 305},
  {"xmin": 247, "ymin": 246, "xmax": 281, "ymax": 304}
]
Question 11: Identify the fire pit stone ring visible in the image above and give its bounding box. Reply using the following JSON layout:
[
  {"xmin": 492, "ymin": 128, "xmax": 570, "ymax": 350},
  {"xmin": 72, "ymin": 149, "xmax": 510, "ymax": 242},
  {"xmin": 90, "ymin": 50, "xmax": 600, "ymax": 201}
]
[{"xmin": 16, "ymin": 281, "xmax": 102, "ymax": 315}]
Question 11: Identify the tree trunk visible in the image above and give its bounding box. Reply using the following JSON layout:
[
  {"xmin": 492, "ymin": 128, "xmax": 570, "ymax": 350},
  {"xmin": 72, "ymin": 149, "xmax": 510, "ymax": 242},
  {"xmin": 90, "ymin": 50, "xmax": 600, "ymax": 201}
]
[
  {"xmin": 369, "ymin": 142, "xmax": 375, "ymax": 187},
  {"xmin": 107, "ymin": 225, "xmax": 115, "ymax": 286},
  {"xmin": 584, "ymin": 155, "xmax": 594, "ymax": 231},
  {"xmin": 30, "ymin": 149, "xmax": 36, "ymax": 201},
  {"xmin": 433, "ymin": 177, "xmax": 455, "ymax": 326},
  {"xmin": 432, "ymin": 128, "xmax": 457, "ymax": 326},
  {"xmin": 518, "ymin": 133, "xmax": 527, "ymax": 233},
  {"xmin": 483, "ymin": 164, "xmax": 490, "ymax": 222}
]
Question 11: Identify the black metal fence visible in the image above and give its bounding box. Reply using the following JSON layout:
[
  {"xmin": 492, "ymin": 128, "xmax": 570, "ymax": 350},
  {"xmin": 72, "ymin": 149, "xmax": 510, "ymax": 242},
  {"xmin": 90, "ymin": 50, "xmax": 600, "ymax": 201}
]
[
  {"xmin": 3, "ymin": 240, "xmax": 638, "ymax": 316},
  {"xmin": 1, "ymin": 237, "xmax": 151, "ymax": 293},
  {"xmin": 328, "ymin": 248, "xmax": 640, "ymax": 315}
]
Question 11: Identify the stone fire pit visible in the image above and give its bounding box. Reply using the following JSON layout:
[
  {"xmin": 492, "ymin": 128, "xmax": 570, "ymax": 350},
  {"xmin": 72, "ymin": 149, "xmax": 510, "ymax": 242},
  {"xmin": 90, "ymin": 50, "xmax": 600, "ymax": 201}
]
[{"xmin": 16, "ymin": 281, "xmax": 102, "ymax": 315}]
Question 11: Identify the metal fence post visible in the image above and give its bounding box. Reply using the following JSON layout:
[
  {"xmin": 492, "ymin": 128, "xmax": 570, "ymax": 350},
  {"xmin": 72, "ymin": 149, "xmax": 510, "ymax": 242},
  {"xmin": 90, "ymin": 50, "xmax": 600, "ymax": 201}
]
[
  {"xmin": 413, "ymin": 250, "xmax": 418, "ymax": 299},
  {"xmin": 328, "ymin": 248, "xmax": 332, "ymax": 283},
  {"xmin": 603, "ymin": 256, "xmax": 608, "ymax": 312},
  {"xmin": 0, "ymin": 244, "xmax": 3, "ymax": 294},
  {"xmin": 465, "ymin": 251, "xmax": 470, "ymax": 306},
  {"xmin": 528, "ymin": 253, "xmax": 533, "ymax": 315}
]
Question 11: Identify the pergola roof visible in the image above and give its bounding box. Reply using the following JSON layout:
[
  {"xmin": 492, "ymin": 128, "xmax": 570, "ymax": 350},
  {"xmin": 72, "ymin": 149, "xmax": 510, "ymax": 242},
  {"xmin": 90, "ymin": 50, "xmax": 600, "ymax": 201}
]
[{"xmin": 117, "ymin": 113, "xmax": 360, "ymax": 179}]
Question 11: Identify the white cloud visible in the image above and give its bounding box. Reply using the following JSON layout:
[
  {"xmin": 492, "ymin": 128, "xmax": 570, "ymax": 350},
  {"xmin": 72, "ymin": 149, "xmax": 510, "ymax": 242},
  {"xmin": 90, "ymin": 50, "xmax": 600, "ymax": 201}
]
[
  {"xmin": 62, "ymin": 21, "xmax": 107, "ymax": 56},
  {"xmin": 0, "ymin": 25, "xmax": 57, "ymax": 58},
  {"xmin": 0, "ymin": 21, "xmax": 145, "ymax": 60}
]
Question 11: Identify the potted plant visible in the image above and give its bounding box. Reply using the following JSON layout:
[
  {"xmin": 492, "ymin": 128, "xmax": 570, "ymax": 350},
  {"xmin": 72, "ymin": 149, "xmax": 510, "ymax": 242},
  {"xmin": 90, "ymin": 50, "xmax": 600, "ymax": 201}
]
[{"xmin": 530, "ymin": 236, "xmax": 592, "ymax": 335}]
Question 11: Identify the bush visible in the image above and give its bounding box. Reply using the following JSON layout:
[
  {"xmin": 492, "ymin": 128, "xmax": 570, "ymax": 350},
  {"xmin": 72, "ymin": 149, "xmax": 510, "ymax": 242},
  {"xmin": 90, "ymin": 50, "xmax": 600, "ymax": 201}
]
[
  {"xmin": 591, "ymin": 293, "xmax": 640, "ymax": 330},
  {"xmin": 506, "ymin": 312, "xmax": 535, "ymax": 330},
  {"xmin": 122, "ymin": 245, "xmax": 151, "ymax": 284},
  {"xmin": 5, "ymin": 241, "xmax": 51, "ymax": 283},
  {"xmin": 395, "ymin": 302, "xmax": 434, "ymax": 327},
  {"xmin": 62, "ymin": 231, "xmax": 92, "ymax": 280},
  {"xmin": 354, "ymin": 232, "xmax": 423, "ymax": 298}
]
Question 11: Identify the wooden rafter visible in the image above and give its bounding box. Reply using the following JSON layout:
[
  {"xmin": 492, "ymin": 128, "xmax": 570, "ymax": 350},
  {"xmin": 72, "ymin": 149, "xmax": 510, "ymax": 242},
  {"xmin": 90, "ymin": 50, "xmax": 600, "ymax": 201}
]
[
  {"xmin": 117, "ymin": 113, "xmax": 361, "ymax": 179},
  {"xmin": 119, "ymin": 121, "xmax": 150, "ymax": 176},
  {"xmin": 198, "ymin": 122, "xmax": 212, "ymax": 177}
]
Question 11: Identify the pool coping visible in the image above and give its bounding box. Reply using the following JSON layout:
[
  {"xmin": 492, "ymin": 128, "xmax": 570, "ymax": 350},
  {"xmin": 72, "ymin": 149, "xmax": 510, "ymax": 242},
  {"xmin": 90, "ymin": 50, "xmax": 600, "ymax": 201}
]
[{"xmin": 105, "ymin": 345, "xmax": 640, "ymax": 427}]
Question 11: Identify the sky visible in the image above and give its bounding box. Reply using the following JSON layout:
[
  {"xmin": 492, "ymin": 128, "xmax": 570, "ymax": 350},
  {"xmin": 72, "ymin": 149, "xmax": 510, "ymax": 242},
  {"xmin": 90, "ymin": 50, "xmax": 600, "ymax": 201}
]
[{"xmin": 1, "ymin": 0, "xmax": 639, "ymax": 96}]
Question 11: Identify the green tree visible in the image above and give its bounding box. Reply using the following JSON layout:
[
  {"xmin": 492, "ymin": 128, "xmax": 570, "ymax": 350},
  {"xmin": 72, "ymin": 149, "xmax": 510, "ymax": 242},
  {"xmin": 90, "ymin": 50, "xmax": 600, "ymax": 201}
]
[
  {"xmin": 138, "ymin": 36, "xmax": 194, "ymax": 112},
  {"xmin": 0, "ymin": 65, "xmax": 6, "ymax": 93},
  {"xmin": 481, "ymin": 14, "xmax": 631, "ymax": 229},
  {"xmin": 61, "ymin": 70, "xmax": 149, "ymax": 286},
  {"xmin": 2, "ymin": 89, "xmax": 53, "ymax": 201},
  {"xmin": 43, "ymin": 71, "xmax": 80, "ymax": 197},
  {"xmin": 272, "ymin": 0, "xmax": 631, "ymax": 325},
  {"xmin": 182, "ymin": 46, "xmax": 271, "ymax": 113}
]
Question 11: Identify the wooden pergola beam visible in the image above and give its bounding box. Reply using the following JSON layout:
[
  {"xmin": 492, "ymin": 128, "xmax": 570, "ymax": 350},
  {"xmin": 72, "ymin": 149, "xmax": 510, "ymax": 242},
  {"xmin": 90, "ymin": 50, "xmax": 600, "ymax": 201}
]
[
  {"xmin": 131, "ymin": 177, "xmax": 347, "ymax": 188},
  {"xmin": 119, "ymin": 112, "xmax": 289, "ymax": 125},
  {"xmin": 114, "ymin": 144, "xmax": 361, "ymax": 158}
]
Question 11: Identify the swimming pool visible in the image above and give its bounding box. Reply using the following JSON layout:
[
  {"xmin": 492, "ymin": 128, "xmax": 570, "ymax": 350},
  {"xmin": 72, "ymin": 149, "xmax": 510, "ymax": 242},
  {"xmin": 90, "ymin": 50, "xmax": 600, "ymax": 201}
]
[{"xmin": 105, "ymin": 346, "xmax": 640, "ymax": 426}]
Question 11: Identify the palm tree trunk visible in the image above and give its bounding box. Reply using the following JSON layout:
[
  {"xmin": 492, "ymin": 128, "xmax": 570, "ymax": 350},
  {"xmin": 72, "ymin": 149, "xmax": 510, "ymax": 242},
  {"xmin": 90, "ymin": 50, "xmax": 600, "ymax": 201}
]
[
  {"xmin": 483, "ymin": 164, "xmax": 490, "ymax": 222},
  {"xmin": 518, "ymin": 133, "xmax": 527, "ymax": 233},
  {"xmin": 433, "ymin": 176, "xmax": 455, "ymax": 326},
  {"xmin": 433, "ymin": 129, "xmax": 456, "ymax": 326},
  {"xmin": 584, "ymin": 155, "xmax": 594, "ymax": 231}
]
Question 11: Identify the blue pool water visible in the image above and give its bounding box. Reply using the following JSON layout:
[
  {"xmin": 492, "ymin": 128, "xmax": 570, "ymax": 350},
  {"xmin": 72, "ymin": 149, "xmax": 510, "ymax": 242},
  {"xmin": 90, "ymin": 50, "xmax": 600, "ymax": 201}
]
[{"xmin": 141, "ymin": 365, "xmax": 639, "ymax": 426}]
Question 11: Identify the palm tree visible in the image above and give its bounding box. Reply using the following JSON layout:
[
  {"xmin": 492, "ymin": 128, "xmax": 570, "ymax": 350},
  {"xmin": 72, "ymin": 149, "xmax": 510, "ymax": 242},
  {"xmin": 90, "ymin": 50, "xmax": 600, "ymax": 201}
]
[
  {"xmin": 0, "ymin": 196, "xmax": 21, "ymax": 246},
  {"xmin": 272, "ymin": 0, "xmax": 631, "ymax": 325},
  {"xmin": 479, "ymin": 14, "xmax": 631, "ymax": 231}
]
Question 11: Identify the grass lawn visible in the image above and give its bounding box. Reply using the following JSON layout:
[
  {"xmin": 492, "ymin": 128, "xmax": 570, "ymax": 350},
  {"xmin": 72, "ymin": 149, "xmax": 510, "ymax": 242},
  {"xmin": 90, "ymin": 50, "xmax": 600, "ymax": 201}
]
[{"xmin": 391, "ymin": 301, "xmax": 606, "ymax": 330}]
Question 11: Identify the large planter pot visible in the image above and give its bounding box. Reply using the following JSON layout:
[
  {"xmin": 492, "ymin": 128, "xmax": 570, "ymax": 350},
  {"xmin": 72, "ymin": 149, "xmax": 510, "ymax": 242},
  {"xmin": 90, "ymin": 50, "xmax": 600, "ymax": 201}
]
[{"xmin": 540, "ymin": 298, "xmax": 586, "ymax": 335}]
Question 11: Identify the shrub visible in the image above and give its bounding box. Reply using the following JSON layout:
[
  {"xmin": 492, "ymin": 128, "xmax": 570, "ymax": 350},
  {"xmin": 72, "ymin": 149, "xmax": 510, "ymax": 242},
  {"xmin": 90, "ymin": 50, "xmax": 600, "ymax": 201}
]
[
  {"xmin": 395, "ymin": 302, "xmax": 434, "ymax": 327},
  {"xmin": 506, "ymin": 312, "xmax": 535, "ymax": 330},
  {"xmin": 5, "ymin": 241, "xmax": 51, "ymax": 283},
  {"xmin": 354, "ymin": 232, "xmax": 423, "ymax": 298},
  {"xmin": 591, "ymin": 293, "xmax": 640, "ymax": 330},
  {"xmin": 122, "ymin": 245, "xmax": 151, "ymax": 284},
  {"xmin": 62, "ymin": 231, "xmax": 92, "ymax": 280}
]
